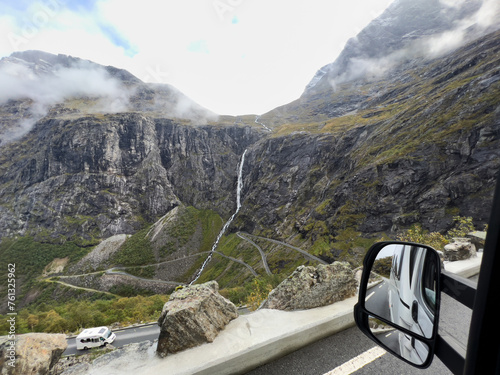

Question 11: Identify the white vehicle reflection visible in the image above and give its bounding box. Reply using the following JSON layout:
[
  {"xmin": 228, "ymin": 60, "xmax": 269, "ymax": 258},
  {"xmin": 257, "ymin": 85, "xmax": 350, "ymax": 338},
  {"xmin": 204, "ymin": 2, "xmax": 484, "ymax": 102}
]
[
  {"xmin": 365, "ymin": 244, "xmax": 438, "ymax": 363},
  {"xmin": 368, "ymin": 319, "xmax": 430, "ymax": 366}
]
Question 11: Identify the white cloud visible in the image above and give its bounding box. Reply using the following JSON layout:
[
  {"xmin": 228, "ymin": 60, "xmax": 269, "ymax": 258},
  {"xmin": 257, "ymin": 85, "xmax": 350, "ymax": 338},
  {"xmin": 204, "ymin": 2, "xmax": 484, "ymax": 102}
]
[
  {"xmin": 0, "ymin": 61, "xmax": 130, "ymax": 107},
  {"xmin": 0, "ymin": 58, "xmax": 133, "ymax": 142},
  {"xmin": 424, "ymin": 29, "xmax": 467, "ymax": 58},
  {"xmin": 325, "ymin": 0, "xmax": 500, "ymax": 90},
  {"xmin": 473, "ymin": 0, "xmax": 500, "ymax": 28},
  {"xmin": 0, "ymin": 0, "xmax": 393, "ymax": 115},
  {"xmin": 439, "ymin": 0, "xmax": 468, "ymax": 8},
  {"xmin": 424, "ymin": 0, "xmax": 500, "ymax": 58}
]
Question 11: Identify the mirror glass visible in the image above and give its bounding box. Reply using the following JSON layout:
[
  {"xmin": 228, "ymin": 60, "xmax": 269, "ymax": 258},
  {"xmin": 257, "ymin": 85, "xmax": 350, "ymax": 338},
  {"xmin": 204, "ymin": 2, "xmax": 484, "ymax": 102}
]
[
  {"xmin": 368, "ymin": 316, "xmax": 429, "ymax": 366},
  {"xmin": 364, "ymin": 244, "xmax": 439, "ymax": 339}
]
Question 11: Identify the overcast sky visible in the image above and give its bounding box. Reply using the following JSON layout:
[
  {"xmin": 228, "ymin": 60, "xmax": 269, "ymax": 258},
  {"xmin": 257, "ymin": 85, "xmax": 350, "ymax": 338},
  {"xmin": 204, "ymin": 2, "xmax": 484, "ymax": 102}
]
[{"xmin": 0, "ymin": 0, "xmax": 393, "ymax": 115}]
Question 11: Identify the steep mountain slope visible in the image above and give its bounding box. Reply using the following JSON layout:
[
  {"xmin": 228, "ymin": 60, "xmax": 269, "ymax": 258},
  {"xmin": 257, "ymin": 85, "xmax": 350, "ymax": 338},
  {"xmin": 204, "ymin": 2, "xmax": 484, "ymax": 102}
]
[
  {"xmin": 305, "ymin": 0, "xmax": 484, "ymax": 93},
  {"xmin": 260, "ymin": 0, "xmax": 498, "ymax": 126},
  {"xmin": 239, "ymin": 30, "xmax": 500, "ymax": 258},
  {"xmin": 0, "ymin": 114, "xmax": 263, "ymax": 240}
]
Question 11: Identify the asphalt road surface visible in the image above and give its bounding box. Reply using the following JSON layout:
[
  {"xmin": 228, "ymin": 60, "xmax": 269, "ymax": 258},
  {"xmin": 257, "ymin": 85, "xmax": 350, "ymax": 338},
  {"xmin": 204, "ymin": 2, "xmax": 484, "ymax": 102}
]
[
  {"xmin": 63, "ymin": 287, "xmax": 471, "ymax": 375},
  {"xmin": 245, "ymin": 292, "xmax": 470, "ymax": 375},
  {"xmin": 64, "ymin": 324, "xmax": 160, "ymax": 356}
]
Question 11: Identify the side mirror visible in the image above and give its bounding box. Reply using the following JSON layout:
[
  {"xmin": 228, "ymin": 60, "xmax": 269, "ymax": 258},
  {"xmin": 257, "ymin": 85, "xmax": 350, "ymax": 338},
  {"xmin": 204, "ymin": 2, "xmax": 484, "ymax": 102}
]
[{"xmin": 354, "ymin": 242, "xmax": 441, "ymax": 368}]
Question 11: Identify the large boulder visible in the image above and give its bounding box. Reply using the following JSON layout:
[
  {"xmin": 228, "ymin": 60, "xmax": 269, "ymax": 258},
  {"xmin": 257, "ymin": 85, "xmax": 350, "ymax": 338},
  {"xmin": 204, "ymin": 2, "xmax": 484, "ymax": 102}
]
[
  {"xmin": 467, "ymin": 231, "xmax": 486, "ymax": 251},
  {"xmin": 265, "ymin": 262, "xmax": 357, "ymax": 311},
  {"xmin": 156, "ymin": 281, "xmax": 238, "ymax": 357},
  {"xmin": 444, "ymin": 238, "xmax": 476, "ymax": 261},
  {"xmin": 0, "ymin": 333, "xmax": 67, "ymax": 375}
]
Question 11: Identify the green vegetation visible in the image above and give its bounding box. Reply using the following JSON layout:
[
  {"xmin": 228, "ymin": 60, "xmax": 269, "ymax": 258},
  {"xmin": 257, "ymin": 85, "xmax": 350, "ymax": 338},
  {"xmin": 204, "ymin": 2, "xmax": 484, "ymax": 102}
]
[
  {"xmin": 194, "ymin": 234, "xmax": 256, "ymax": 287},
  {"xmin": 244, "ymin": 278, "xmax": 275, "ymax": 311},
  {"xmin": 0, "ymin": 237, "xmax": 89, "ymax": 278},
  {"xmin": 109, "ymin": 226, "xmax": 156, "ymax": 266},
  {"xmin": 446, "ymin": 216, "xmax": 477, "ymax": 240},
  {"xmin": 397, "ymin": 224, "xmax": 448, "ymax": 250},
  {"xmin": 397, "ymin": 216, "xmax": 480, "ymax": 250},
  {"xmin": 0, "ymin": 294, "xmax": 168, "ymax": 335},
  {"xmin": 372, "ymin": 256, "xmax": 392, "ymax": 278},
  {"xmin": 220, "ymin": 274, "xmax": 281, "ymax": 308},
  {"xmin": 157, "ymin": 206, "xmax": 223, "ymax": 257},
  {"xmin": 0, "ymin": 236, "xmax": 90, "ymax": 299}
]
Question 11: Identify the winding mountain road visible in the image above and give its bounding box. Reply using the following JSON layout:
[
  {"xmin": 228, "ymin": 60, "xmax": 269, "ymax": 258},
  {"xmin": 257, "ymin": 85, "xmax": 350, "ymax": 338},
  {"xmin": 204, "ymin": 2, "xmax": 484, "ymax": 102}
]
[
  {"xmin": 214, "ymin": 251, "xmax": 258, "ymax": 276},
  {"xmin": 240, "ymin": 232, "xmax": 328, "ymax": 265},
  {"xmin": 237, "ymin": 232, "xmax": 272, "ymax": 275}
]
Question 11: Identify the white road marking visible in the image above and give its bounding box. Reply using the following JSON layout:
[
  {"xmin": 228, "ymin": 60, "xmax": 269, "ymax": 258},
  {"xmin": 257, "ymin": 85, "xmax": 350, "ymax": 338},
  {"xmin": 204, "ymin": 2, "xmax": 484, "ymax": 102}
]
[
  {"xmin": 323, "ymin": 346, "xmax": 387, "ymax": 375},
  {"xmin": 365, "ymin": 291, "xmax": 375, "ymax": 301}
]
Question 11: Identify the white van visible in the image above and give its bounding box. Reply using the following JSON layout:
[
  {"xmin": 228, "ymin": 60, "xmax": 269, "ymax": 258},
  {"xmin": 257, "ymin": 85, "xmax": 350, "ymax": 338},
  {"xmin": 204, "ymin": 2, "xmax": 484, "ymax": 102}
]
[{"xmin": 76, "ymin": 326, "xmax": 116, "ymax": 350}]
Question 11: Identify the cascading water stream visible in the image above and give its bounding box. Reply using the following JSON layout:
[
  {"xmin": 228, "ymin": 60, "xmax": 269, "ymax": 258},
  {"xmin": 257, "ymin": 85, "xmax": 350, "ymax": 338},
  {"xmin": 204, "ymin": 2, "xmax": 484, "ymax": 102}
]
[
  {"xmin": 190, "ymin": 149, "xmax": 248, "ymax": 285},
  {"xmin": 255, "ymin": 116, "xmax": 272, "ymax": 132}
]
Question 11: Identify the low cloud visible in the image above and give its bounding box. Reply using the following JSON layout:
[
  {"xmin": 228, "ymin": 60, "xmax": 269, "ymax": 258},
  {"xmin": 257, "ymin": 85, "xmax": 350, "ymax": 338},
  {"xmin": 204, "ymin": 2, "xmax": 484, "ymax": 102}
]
[
  {"xmin": 426, "ymin": 0, "xmax": 500, "ymax": 58},
  {"xmin": 328, "ymin": 0, "xmax": 500, "ymax": 90},
  {"xmin": 0, "ymin": 59, "xmax": 133, "ymax": 143},
  {"xmin": 0, "ymin": 60, "xmax": 132, "ymax": 108}
]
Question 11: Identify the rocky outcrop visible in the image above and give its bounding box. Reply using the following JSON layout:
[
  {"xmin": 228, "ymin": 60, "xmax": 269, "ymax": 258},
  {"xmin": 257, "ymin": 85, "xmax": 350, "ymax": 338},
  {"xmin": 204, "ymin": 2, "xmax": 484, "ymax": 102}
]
[
  {"xmin": 156, "ymin": 281, "xmax": 238, "ymax": 357},
  {"xmin": 56, "ymin": 341, "xmax": 150, "ymax": 375},
  {"xmin": 0, "ymin": 333, "xmax": 67, "ymax": 375},
  {"xmin": 0, "ymin": 113, "xmax": 263, "ymax": 240},
  {"xmin": 467, "ymin": 231, "xmax": 486, "ymax": 250},
  {"xmin": 444, "ymin": 238, "xmax": 477, "ymax": 261},
  {"xmin": 265, "ymin": 262, "xmax": 357, "ymax": 311},
  {"xmin": 70, "ymin": 234, "xmax": 129, "ymax": 273},
  {"xmin": 239, "ymin": 30, "xmax": 500, "ymax": 243}
]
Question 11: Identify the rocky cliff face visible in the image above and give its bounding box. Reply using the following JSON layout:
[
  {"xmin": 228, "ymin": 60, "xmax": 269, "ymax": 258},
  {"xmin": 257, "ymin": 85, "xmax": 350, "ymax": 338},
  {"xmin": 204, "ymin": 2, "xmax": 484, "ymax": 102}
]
[
  {"xmin": 262, "ymin": 0, "xmax": 499, "ymax": 126},
  {"xmin": 0, "ymin": 333, "xmax": 67, "ymax": 375},
  {"xmin": 0, "ymin": 114, "xmax": 262, "ymax": 240},
  {"xmin": 240, "ymin": 30, "xmax": 500, "ymax": 250}
]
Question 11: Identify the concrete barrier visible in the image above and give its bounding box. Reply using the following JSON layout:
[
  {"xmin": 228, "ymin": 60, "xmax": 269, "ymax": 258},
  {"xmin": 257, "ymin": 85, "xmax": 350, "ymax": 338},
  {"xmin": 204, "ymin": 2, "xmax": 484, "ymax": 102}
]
[
  {"xmin": 61, "ymin": 255, "xmax": 481, "ymax": 374},
  {"xmin": 138, "ymin": 297, "xmax": 358, "ymax": 375}
]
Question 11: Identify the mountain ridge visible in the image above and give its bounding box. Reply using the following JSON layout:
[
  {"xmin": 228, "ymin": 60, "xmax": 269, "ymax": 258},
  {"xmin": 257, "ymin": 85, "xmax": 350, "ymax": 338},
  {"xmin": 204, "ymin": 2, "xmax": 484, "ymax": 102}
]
[
  {"xmin": 0, "ymin": 0, "xmax": 499, "ymax": 310},
  {"xmin": 0, "ymin": 50, "xmax": 221, "ymax": 145}
]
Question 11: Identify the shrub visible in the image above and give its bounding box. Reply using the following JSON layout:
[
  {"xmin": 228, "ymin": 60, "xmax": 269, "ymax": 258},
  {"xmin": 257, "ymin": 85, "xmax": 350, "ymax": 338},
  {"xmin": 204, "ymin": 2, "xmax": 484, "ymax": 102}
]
[{"xmin": 397, "ymin": 224, "xmax": 447, "ymax": 250}]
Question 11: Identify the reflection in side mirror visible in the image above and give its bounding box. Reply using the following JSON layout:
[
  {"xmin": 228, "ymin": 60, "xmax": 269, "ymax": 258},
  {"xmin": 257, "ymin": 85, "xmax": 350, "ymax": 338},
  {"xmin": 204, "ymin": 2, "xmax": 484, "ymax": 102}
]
[
  {"xmin": 368, "ymin": 316, "xmax": 430, "ymax": 366},
  {"xmin": 354, "ymin": 242, "xmax": 441, "ymax": 369},
  {"xmin": 365, "ymin": 243, "xmax": 438, "ymax": 339}
]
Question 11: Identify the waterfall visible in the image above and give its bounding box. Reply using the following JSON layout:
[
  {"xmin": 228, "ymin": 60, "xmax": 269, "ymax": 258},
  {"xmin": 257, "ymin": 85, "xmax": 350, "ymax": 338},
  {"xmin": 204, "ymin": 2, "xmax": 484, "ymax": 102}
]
[
  {"xmin": 255, "ymin": 116, "xmax": 272, "ymax": 132},
  {"xmin": 190, "ymin": 149, "xmax": 248, "ymax": 285}
]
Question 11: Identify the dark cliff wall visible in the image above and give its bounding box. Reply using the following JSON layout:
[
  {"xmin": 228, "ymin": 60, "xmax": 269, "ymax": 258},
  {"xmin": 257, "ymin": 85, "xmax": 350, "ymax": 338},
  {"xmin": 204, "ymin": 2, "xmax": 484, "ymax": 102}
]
[
  {"xmin": 239, "ymin": 117, "xmax": 499, "ymax": 246},
  {"xmin": 0, "ymin": 114, "xmax": 263, "ymax": 241}
]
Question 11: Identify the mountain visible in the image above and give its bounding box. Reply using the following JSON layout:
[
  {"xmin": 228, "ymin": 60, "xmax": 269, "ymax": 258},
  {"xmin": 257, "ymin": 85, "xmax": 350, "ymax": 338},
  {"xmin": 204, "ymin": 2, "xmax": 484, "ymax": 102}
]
[
  {"xmin": 0, "ymin": 50, "xmax": 218, "ymax": 145},
  {"xmin": 305, "ymin": 0, "xmax": 484, "ymax": 93},
  {"xmin": 0, "ymin": 0, "xmax": 499, "ymax": 309},
  {"xmin": 260, "ymin": 0, "xmax": 499, "ymax": 126}
]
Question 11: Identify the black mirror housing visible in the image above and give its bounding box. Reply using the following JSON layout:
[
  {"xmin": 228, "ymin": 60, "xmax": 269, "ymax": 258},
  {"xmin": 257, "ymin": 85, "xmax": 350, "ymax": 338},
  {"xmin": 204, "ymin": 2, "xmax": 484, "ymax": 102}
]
[{"xmin": 354, "ymin": 241, "xmax": 442, "ymax": 369}]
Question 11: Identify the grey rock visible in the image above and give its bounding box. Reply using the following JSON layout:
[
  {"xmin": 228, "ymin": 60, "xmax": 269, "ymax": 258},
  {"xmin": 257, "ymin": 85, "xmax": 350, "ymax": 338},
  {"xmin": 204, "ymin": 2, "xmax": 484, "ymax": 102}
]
[
  {"xmin": 265, "ymin": 262, "xmax": 357, "ymax": 311},
  {"xmin": 57, "ymin": 341, "xmax": 152, "ymax": 375},
  {"xmin": 0, "ymin": 333, "xmax": 67, "ymax": 375},
  {"xmin": 444, "ymin": 238, "xmax": 477, "ymax": 261},
  {"xmin": 467, "ymin": 231, "xmax": 487, "ymax": 250},
  {"xmin": 0, "ymin": 113, "xmax": 262, "ymax": 240},
  {"xmin": 306, "ymin": 0, "xmax": 483, "ymax": 93},
  {"xmin": 156, "ymin": 281, "xmax": 238, "ymax": 357}
]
